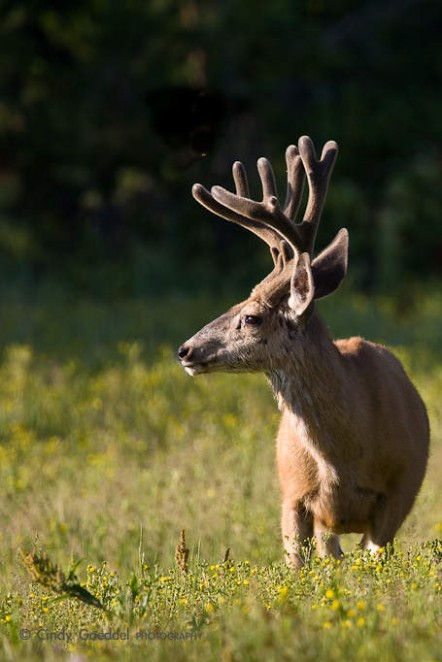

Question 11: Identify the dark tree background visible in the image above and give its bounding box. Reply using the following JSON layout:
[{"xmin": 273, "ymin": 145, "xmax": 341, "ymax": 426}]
[{"xmin": 0, "ymin": 0, "xmax": 441, "ymax": 297}]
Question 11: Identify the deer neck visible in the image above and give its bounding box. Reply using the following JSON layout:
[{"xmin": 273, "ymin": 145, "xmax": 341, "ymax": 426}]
[{"xmin": 268, "ymin": 311, "xmax": 345, "ymax": 455}]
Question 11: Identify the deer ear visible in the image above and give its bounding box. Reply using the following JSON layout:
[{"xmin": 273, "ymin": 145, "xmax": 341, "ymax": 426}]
[
  {"xmin": 311, "ymin": 228, "xmax": 348, "ymax": 300},
  {"xmin": 288, "ymin": 253, "xmax": 315, "ymax": 316}
]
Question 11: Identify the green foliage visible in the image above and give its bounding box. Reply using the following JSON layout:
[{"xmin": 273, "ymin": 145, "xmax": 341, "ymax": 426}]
[
  {"xmin": 0, "ymin": 1, "xmax": 441, "ymax": 291},
  {"xmin": 5, "ymin": 544, "xmax": 440, "ymax": 662},
  {"xmin": 378, "ymin": 153, "xmax": 442, "ymax": 289},
  {"xmin": 0, "ymin": 287, "xmax": 441, "ymax": 660}
]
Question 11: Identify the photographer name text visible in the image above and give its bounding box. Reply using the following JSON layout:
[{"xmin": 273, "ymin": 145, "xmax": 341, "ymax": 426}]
[{"xmin": 19, "ymin": 627, "xmax": 202, "ymax": 642}]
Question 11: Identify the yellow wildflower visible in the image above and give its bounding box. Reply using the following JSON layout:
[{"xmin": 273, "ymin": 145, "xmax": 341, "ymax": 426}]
[{"xmin": 277, "ymin": 586, "xmax": 289, "ymax": 603}]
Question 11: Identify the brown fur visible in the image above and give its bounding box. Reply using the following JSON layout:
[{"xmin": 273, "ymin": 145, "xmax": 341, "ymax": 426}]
[
  {"xmin": 178, "ymin": 136, "xmax": 430, "ymax": 567},
  {"xmin": 274, "ymin": 313, "xmax": 429, "ymax": 565}
]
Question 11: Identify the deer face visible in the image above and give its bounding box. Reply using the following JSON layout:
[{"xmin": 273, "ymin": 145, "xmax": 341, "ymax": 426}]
[
  {"xmin": 177, "ymin": 253, "xmax": 329, "ymax": 376},
  {"xmin": 178, "ymin": 296, "xmax": 297, "ymax": 376}
]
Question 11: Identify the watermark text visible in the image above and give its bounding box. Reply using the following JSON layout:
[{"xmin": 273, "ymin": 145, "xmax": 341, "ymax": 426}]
[{"xmin": 19, "ymin": 627, "xmax": 202, "ymax": 642}]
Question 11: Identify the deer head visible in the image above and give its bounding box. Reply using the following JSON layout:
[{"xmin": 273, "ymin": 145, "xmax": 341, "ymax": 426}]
[{"xmin": 177, "ymin": 136, "xmax": 349, "ymax": 376}]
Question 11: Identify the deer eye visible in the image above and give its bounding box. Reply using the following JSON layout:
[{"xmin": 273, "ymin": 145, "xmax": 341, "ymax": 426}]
[{"xmin": 244, "ymin": 315, "xmax": 262, "ymax": 326}]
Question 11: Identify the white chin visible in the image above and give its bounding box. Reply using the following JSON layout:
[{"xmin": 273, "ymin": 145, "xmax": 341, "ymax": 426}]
[{"xmin": 184, "ymin": 366, "xmax": 202, "ymax": 376}]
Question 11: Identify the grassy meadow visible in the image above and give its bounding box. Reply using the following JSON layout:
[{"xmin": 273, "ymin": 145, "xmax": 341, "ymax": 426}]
[{"xmin": 0, "ymin": 281, "xmax": 441, "ymax": 661}]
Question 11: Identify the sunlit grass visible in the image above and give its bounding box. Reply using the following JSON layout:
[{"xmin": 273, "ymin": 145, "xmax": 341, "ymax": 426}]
[{"xmin": 0, "ymin": 286, "xmax": 441, "ymax": 661}]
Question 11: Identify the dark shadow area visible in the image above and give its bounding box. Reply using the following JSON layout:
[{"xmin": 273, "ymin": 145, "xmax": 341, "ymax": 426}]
[{"xmin": 0, "ymin": 0, "xmax": 441, "ymax": 304}]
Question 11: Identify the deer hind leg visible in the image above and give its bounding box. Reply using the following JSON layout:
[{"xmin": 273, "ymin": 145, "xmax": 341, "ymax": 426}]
[
  {"xmin": 360, "ymin": 493, "xmax": 407, "ymax": 553},
  {"xmin": 281, "ymin": 500, "xmax": 314, "ymax": 569},
  {"xmin": 314, "ymin": 523, "xmax": 343, "ymax": 560},
  {"xmin": 360, "ymin": 534, "xmax": 388, "ymax": 553}
]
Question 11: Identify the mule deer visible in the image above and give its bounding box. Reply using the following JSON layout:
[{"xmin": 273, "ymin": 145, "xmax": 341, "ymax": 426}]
[{"xmin": 177, "ymin": 136, "xmax": 430, "ymax": 567}]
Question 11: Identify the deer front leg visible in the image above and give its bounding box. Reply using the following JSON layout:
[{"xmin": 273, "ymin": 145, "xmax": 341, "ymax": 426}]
[
  {"xmin": 281, "ymin": 500, "xmax": 314, "ymax": 568},
  {"xmin": 314, "ymin": 523, "xmax": 343, "ymax": 560}
]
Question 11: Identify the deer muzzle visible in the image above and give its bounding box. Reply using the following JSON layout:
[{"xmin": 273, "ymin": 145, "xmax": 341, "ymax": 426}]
[
  {"xmin": 177, "ymin": 338, "xmax": 218, "ymax": 376},
  {"xmin": 177, "ymin": 311, "xmax": 235, "ymax": 376}
]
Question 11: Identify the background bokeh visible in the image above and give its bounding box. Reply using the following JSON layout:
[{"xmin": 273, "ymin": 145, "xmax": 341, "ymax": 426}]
[
  {"xmin": 1, "ymin": 0, "xmax": 441, "ymax": 299},
  {"xmin": 1, "ymin": 7, "xmax": 441, "ymax": 659}
]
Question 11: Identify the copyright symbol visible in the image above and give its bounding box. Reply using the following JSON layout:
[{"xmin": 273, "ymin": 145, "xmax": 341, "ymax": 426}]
[{"xmin": 19, "ymin": 629, "xmax": 31, "ymax": 640}]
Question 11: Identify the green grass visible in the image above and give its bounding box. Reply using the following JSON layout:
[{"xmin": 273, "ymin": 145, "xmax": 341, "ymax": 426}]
[{"xmin": 0, "ymin": 283, "xmax": 441, "ymax": 661}]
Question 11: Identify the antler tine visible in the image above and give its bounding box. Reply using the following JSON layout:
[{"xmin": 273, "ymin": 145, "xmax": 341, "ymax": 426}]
[
  {"xmin": 283, "ymin": 145, "xmax": 305, "ymax": 221},
  {"xmin": 298, "ymin": 136, "xmax": 339, "ymax": 255},
  {"xmin": 192, "ymin": 182, "xmax": 276, "ymax": 247},
  {"xmin": 192, "ymin": 163, "xmax": 283, "ymax": 262},
  {"xmin": 257, "ymin": 156, "xmax": 278, "ymax": 200},
  {"xmin": 211, "ymin": 158, "xmax": 304, "ymax": 253},
  {"xmin": 231, "ymin": 161, "xmax": 290, "ymax": 268},
  {"xmin": 232, "ymin": 161, "xmax": 250, "ymax": 198}
]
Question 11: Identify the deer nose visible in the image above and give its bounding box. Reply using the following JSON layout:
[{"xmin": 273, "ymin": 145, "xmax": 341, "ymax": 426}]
[{"xmin": 177, "ymin": 344, "xmax": 192, "ymax": 360}]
